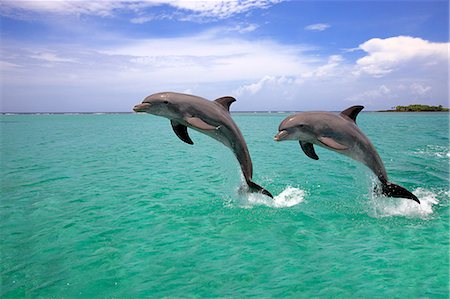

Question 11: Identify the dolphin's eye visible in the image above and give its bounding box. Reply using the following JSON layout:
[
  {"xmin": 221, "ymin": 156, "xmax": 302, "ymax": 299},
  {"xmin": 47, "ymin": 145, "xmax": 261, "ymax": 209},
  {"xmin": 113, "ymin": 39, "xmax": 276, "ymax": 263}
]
[
  {"xmin": 163, "ymin": 100, "xmax": 169, "ymax": 104},
  {"xmin": 298, "ymin": 124, "xmax": 304, "ymax": 128}
]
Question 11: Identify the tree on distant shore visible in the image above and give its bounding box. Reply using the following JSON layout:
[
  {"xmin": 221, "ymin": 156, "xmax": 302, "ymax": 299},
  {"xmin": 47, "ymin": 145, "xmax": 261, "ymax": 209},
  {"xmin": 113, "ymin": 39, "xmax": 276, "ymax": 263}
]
[{"xmin": 395, "ymin": 104, "xmax": 449, "ymax": 112}]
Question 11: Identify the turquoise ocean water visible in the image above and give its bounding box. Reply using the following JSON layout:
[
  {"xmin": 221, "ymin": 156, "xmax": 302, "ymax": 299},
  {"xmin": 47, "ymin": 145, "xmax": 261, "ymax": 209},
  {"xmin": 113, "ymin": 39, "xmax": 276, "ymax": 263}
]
[{"xmin": 1, "ymin": 112, "xmax": 449, "ymax": 297}]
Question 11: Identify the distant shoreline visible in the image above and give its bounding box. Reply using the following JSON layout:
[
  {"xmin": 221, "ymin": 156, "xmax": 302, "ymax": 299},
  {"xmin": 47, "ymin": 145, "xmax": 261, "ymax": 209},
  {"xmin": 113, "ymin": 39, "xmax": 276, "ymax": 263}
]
[
  {"xmin": 377, "ymin": 110, "xmax": 450, "ymax": 113},
  {"xmin": 380, "ymin": 104, "xmax": 449, "ymax": 112}
]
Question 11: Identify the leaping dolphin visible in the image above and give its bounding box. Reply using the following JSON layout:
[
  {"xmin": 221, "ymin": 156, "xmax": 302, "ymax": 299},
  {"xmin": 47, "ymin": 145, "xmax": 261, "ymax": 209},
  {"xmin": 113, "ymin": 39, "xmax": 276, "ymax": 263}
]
[
  {"xmin": 274, "ymin": 106, "xmax": 420, "ymax": 204},
  {"xmin": 134, "ymin": 92, "xmax": 273, "ymax": 198}
]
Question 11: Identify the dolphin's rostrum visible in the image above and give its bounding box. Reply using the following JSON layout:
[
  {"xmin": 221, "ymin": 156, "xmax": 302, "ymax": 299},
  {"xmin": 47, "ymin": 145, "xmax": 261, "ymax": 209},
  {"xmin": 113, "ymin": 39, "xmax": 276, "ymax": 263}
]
[
  {"xmin": 274, "ymin": 106, "xmax": 420, "ymax": 204},
  {"xmin": 134, "ymin": 92, "xmax": 273, "ymax": 198}
]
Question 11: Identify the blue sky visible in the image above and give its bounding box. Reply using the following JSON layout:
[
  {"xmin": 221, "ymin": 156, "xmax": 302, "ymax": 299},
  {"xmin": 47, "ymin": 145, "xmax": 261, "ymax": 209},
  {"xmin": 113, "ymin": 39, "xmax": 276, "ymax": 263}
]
[{"xmin": 1, "ymin": 0, "xmax": 448, "ymax": 112}]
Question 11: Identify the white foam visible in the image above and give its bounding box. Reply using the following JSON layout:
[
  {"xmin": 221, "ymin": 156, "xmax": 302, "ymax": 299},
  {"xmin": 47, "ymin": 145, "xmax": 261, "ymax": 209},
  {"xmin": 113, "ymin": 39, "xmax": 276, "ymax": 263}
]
[
  {"xmin": 239, "ymin": 186, "xmax": 306, "ymax": 208},
  {"xmin": 370, "ymin": 188, "xmax": 440, "ymax": 219}
]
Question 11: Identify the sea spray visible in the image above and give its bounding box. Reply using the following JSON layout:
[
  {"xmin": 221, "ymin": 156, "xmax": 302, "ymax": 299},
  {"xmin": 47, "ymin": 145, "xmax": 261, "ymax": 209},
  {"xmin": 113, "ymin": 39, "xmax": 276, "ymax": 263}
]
[
  {"xmin": 369, "ymin": 188, "xmax": 439, "ymax": 218},
  {"xmin": 238, "ymin": 186, "xmax": 306, "ymax": 208}
]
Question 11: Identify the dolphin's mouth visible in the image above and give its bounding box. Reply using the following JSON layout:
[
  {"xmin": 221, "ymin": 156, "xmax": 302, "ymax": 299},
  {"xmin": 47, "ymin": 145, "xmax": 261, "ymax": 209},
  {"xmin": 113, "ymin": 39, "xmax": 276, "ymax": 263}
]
[
  {"xmin": 274, "ymin": 130, "xmax": 289, "ymax": 141},
  {"xmin": 133, "ymin": 103, "xmax": 151, "ymax": 112}
]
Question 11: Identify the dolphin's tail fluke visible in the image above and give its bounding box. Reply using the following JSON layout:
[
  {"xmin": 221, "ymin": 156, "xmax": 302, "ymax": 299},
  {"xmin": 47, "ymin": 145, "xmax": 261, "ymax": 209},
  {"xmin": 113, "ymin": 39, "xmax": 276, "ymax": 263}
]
[
  {"xmin": 381, "ymin": 181, "xmax": 420, "ymax": 204},
  {"xmin": 247, "ymin": 181, "xmax": 273, "ymax": 198}
]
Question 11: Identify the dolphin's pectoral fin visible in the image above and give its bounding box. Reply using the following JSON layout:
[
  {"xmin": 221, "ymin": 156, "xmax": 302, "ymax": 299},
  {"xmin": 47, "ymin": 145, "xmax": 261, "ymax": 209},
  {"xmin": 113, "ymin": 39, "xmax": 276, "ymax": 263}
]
[
  {"xmin": 171, "ymin": 120, "xmax": 194, "ymax": 145},
  {"xmin": 300, "ymin": 141, "xmax": 319, "ymax": 160},
  {"xmin": 185, "ymin": 117, "xmax": 217, "ymax": 131},
  {"xmin": 340, "ymin": 105, "xmax": 364, "ymax": 123},
  {"xmin": 214, "ymin": 96, "xmax": 236, "ymax": 112},
  {"xmin": 317, "ymin": 136, "xmax": 348, "ymax": 150}
]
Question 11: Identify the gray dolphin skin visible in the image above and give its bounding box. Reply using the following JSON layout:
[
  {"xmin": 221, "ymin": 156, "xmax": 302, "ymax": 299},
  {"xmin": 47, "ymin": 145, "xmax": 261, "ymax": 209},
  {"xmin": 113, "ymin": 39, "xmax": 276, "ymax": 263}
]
[
  {"xmin": 134, "ymin": 92, "xmax": 273, "ymax": 198},
  {"xmin": 274, "ymin": 106, "xmax": 420, "ymax": 204}
]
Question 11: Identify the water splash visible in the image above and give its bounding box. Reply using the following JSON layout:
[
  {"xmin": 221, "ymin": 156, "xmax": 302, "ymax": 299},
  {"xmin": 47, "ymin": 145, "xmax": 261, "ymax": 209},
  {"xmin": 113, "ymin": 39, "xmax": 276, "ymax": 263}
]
[
  {"xmin": 239, "ymin": 186, "xmax": 306, "ymax": 208},
  {"xmin": 370, "ymin": 188, "xmax": 440, "ymax": 219}
]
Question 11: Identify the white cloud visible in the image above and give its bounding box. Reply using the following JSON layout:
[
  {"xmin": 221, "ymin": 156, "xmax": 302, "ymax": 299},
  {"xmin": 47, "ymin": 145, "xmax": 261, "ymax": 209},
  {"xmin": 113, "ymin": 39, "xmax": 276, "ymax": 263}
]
[
  {"xmin": 0, "ymin": 27, "xmax": 315, "ymax": 112},
  {"xmin": 30, "ymin": 52, "xmax": 78, "ymax": 63},
  {"xmin": 235, "ymin": 75, "xmax": 295, "ymax": 95},
  {"xmin": 301, "ymin": 55, "xmax": 344, "ymax": 79},
  {"xmin": 1, "ymin": 31, "xmax": 447, "ymax": 112},
  {"xmin": 0, "ymin": 0, "xmax": 282, "ymax": 20},
  {"xmin": 130, "ymin": 13, "xmax": 172, "ymax": 24},
  {"xmin": 99, "ymin": 30, "xmax": 313, "ymax": 84},
  {"xmin": 410, "ymin": 83, "xmax": 431, "ymax": 96},
  {"xmin": 232, "ymin": 23, "xmax": 259, "ymax": 33},
  {"xmin": 0, "ymin": 0, "xmax": 128, "ymax": 17},
  {"xmin": 228, "ymin": 34, "xmax": 448, "ymax": 110},
  {"xmin": 304, "ymin": 23, "xmax": 330, "ymax": 31},
  {"xmin": 0, "ymin": 60, "xmax": 23, "ymax": 70},
  {"xmin": 346, "ymin": 85, "xmax": 393, "ymax": 102},
  {"xmin": 355, "ymin": 36, "xmax": 448, "ymax": 77},
  {"xmin": 130, "ymin": 15, "xmax": 153, "ymax": 24},
  {"xmin": 345, "ymin": 82, "xmax": 435, "ymax": 105},
  {"xmin": 233, "ymin": 54, "xmax": 346, "ymax": 95},
  {"xmin": 167, "ymin": 0, "xmax": 281, "ymax": 19}
]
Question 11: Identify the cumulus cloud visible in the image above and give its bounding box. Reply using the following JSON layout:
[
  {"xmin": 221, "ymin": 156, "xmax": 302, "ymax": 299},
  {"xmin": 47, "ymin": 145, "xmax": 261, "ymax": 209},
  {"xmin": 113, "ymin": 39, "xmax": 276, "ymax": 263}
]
[
  {"xmin": 227, "ymin": 35, "xmax": 448, "ymax": 110},
  {"xmin": 355, "ymin": 36, "xmax": 448, "ymax": 77},
  {"xmin": 304, "ymin": 23, "xmax": 330, "ymax": 31},
  {"xmin": 1, "ymin": 30, "xmax": 447, "ymax": 111}
]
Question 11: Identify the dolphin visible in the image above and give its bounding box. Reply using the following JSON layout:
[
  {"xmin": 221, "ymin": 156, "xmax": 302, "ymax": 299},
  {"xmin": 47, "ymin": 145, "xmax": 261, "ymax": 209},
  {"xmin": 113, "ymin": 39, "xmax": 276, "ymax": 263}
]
[
  {"xmin": 274, "ymin": 106, "xmax": 420, "ymax": 204},
  {"xmin": 134, "ymin": 92, "xmax": 273, "ymax": 198}
]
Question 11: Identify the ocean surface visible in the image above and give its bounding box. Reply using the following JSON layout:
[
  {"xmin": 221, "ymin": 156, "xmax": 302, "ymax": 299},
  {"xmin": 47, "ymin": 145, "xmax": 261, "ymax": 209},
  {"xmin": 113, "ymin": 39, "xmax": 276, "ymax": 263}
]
[{"xmin": 1, "ymin": 112, "xmax": 449, "ymax": 298}]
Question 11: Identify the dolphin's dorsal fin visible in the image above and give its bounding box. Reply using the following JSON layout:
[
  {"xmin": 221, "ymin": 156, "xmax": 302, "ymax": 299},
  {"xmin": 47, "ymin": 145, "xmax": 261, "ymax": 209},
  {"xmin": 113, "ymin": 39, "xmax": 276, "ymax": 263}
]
[
  {"xmin": 186, "ymin": 117, "xmax": 217, "ymax": 130},
  {"xmin": 214, "ymin": 96, "xmax": 236, "ymax": 112},
  {"xmin": 171, "ymin": 120, "xmax": 194, "ymax": 145},
  {"xmin": 340, "ymin": 105, "xmax": 364, "ymax": 123},
  {"xmin": 318, "ymin": 136, "xmax": 348, "ymax": 150},
  {"xmin": 300, "ymin": 141, "xmax": 319, "ymax": 160}
]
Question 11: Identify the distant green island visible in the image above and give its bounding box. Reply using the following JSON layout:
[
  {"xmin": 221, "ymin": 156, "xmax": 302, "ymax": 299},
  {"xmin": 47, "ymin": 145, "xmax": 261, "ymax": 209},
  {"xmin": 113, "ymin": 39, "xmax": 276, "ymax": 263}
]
[{"xmin": 379, "ymin": 104, "xmax": 449, "ymax": 112}]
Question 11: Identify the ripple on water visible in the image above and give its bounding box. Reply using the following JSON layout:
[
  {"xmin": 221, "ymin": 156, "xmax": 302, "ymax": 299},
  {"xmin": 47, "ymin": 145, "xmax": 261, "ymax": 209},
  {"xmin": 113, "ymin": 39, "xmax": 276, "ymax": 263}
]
[{"xmin": 413, "ymin": 144, "xmax": 450, "ymax": 159}]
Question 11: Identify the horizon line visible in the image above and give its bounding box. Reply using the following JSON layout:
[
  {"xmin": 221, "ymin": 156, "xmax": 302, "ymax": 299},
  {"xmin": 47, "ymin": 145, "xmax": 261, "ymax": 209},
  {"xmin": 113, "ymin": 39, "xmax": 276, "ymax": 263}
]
[
  {"xmin": 1, "ymin": 110, "xmax": 386, "ymax": 114},
  {"xmin": 1, "ymin": 110, "xmax": 448, "ymax": 115}
]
